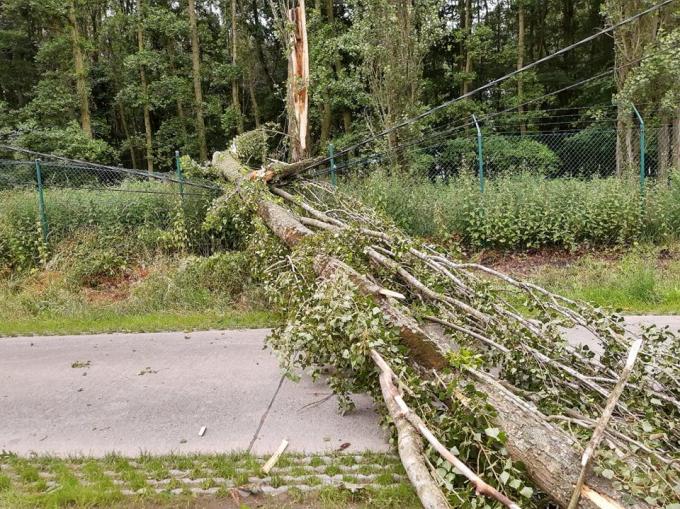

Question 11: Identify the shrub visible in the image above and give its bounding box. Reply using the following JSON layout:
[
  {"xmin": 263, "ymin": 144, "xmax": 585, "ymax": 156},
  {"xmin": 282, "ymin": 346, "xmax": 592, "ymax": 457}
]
[
  {"xmin": 0, "ymin": 181, "xmax": 220, "ymax": 271},
  {"xmin": 428, "ymin": 134, "xmax": 559, "ymax": 178},
  {"xmin": 346, "ymin": 170, "xmax": 680, "ymax": 250},
  {"xmin": 556, "ymin": 127, "xmax": 617, "ymax": 177}
]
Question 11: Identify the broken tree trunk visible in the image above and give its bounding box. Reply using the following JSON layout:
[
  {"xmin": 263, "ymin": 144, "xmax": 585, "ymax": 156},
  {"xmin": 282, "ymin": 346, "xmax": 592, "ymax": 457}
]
[
  {"xmin": 286, "ymin": 0, "xmax": 310, "ymax": 161},
  {"xmin": 211, "ymin": 151, "xmax": 650, "ymax": 509}
]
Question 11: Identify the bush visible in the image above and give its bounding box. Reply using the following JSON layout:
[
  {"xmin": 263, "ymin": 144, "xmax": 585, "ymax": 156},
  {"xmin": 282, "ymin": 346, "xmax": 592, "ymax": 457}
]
[
  {"xmin": 0, "ymin": 180, "xmax": 224, "ymax": 271},
  {"xmin": 346, "ymin": 170, "xmax": 680, "ymax": 250},
  {"xmin": 428, "ymin": 134, "xmax": 559, "ymax": 178},
  {"xmin": 557, "ymin": 127, "xmax": 617, "ymax": 177},
  {"xmin": 67, "ymin": 244, "xmax": 128, "ymax": 288}
]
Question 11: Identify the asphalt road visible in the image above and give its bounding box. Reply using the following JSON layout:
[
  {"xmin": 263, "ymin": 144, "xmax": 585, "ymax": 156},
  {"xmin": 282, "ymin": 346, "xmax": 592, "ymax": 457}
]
[
  {"xmin": 0, "ymin": 329, "xmax": 388, "ymax": 457},
  {"xmin": 1, "ymin": 316, "xmax": 677, "ymax": 458}
]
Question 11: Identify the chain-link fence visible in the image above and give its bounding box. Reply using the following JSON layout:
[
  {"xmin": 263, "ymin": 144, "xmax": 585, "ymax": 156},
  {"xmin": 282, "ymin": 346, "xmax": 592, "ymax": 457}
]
[
  {"xmin": 0, "ymin": 157, "xmax": 223, "ymax": 266},
  {"xmin": 307, "ymin": 120, "xmax": 680, "ymax": 249},
  {"xmin": 316, "ymin": 125, "xmax": 678, "ymax": 183}
]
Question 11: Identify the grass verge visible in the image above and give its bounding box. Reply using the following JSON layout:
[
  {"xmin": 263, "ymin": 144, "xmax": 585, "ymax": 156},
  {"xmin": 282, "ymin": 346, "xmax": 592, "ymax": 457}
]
[
  {"xmin": 0, "ymin": 452, "xmax": 416, "ymax": 509},
  {"xmin": 481, "ymin": 244, "xmax": 680, "ymax": 314},
  {"xmin": 0, "ymin": 310, "xmax": 276, "ymax": 337}
]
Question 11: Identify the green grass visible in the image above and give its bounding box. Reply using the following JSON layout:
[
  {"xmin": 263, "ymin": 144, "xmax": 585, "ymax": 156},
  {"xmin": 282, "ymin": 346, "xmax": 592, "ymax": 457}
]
[
  {"xmin": 490, "ymin": 244, "xmax": 680, "ymax": 314},
  {"xmin": 0, "ymin": 309, "xmax": 276, "ymax": 337},
  {"xmin": 0, "ymin": 452, "xmax": 416, "ymax": 509}
]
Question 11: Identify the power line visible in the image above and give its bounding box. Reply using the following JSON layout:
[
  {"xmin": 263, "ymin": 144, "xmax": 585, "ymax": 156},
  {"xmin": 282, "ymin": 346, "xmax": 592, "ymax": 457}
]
[
  {"xmin": 322, "ymin": 44, "xmax": 673, "ymax": 174},
  {"xmin": 304, "ymin": 0, "xmax": 675, "ymax": 171}
]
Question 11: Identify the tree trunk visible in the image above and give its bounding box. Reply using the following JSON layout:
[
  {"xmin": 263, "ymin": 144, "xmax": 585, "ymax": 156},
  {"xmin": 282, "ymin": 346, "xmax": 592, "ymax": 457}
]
[
  {"xmin": 319, "ymin": 0, "xmax": 334, "ymax": 151},
  {"xmin": 68, "ymin": 0, "xmax": 92, "ymax": 138},
  {"xmin": 461, "ymin": 0, "xmax": 472, "ymax": 96},
  {"xmin": 286, "ymin": 0, "xmax": 310, "ymax": 161},
  {"xmin": 517, "ymin": 1, "xmax": 526, "ymax": 135},
  {"xmin": 231, "ymin": 0, "xmax": 244, "ymax": 134},
  {"xmin": 673, "ymin": 108, "xmax": 680, "ymax": 171},
  {"xmin": 188, "ymin": 0, "xmax": 208, "ymax": 162},
  {"xmin": 166, "ymin": 40, "xmax": 189, "ymax": 148},
  {"xmin": 118, "ymin": 101, "xmax": 138, "ymax": 169},
  {"xmin": 657, "ymin": 121, "xmax": 670, "ymax": 181},
  {"xmin": 343, "ymin": 110, "xmax": 352, "ymax": 134},
  {"xmin": 136, "ymin": 0, "xmax": 154, "ymax": 173},
  {"xmin": 247, "ymin": 74, "xmax": 261, "ymax": 129},
  {"xmin": 616, "ymin": 111, "xmax": 625, "ymax": 177}
]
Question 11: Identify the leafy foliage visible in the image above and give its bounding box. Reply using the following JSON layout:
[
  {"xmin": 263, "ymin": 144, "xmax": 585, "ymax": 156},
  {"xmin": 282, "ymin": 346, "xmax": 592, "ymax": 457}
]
[{"xmin": 347, "ymin": 170, "xmax": 680, "ymax": 249}]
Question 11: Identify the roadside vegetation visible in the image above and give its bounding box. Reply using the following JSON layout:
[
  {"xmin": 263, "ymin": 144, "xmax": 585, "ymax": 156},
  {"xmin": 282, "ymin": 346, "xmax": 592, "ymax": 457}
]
[
  {"xmin": 2, "ymin": 173, "xmax": 679, "ymax": 338},
  {"xmin": 478, "ymin": 244, "xmax": 680, "ymax": 314},
  {"xmin": 347, "ymin": 171, "xmax": 680, "ymax": 250},
  {"xmin": 0, "ymin": 185, "xmax": 276, "ymax": 336}
]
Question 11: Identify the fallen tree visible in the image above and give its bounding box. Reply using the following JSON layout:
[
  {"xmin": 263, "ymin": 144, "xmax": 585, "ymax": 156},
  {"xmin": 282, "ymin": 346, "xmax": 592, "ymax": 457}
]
[{"xmin": 208, "ymin": 149, "xmax": 679, "ymax": 509}]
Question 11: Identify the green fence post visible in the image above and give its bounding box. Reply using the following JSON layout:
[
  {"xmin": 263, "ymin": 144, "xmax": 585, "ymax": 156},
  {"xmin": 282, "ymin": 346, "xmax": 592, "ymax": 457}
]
[
  {"xmin": 473, "ymin": 114, "xmax": 484, "ymax": 193},
  {"xmin": 328, "ymin": 143, "xmax": 336, "ymax": 187},
  {"xmin": 632, "ymin": 105, "xmax": 645, "ymax": 195},
  {"xmin": 34, "ymin": 159, "xmax": 49, "ymax": 244},
  {"xmin": 175, "ymin": 150, "xmax": 185, "ymax": 200}
]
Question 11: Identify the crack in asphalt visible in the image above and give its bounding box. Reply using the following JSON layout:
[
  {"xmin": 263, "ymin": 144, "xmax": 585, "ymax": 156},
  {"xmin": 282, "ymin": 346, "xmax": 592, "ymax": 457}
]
[{"xmin": 247, "ymin": 374, "xmax": 286, "ymax": 452}]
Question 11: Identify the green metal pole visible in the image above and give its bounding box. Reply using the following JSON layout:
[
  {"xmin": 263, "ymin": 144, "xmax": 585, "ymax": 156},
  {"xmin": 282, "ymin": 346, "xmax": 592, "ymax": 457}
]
[
  {"xmin": 175, "ymin": 150, "xmax": 185, "ymax": 200},
  {"xmin": 34, "ymin": 159, "xmax": 49, "ymax": 244},
  {"xmin": 473, "ymin": 114, "xmax": 484, "ymax": 193},
  {"xmin": 632, "ymin": 105, "xmax": 645, "ymax": 195},
  {"xmin": 328, "ymin": 143, "xmax": 336, "ymax": 187}
]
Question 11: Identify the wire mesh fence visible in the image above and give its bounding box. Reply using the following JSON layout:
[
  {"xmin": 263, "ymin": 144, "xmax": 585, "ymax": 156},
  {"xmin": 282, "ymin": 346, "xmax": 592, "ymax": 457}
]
[
  {"xmin": 0, "ymin": 157, "xmax": 223, "ymax": 262},
  {"xmin": 314, "ymin": 125, "xmax": 678, "ymax": 183},
  {"xmin": 307, "ymin": 122, "xmax": 680, "ymax": 249}
]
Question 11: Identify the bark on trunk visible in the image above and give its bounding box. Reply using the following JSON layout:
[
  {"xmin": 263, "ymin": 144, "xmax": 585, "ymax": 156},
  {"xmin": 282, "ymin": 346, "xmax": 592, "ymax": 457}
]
[
  {"xmin": 286, "ymin": 0, "xmax": 310, "ymax": 161},
  {"xmin": 248, "ymin": 74, "xmax": 261, "ymax": 129},
  {"xmin": 188, "ymin": 0, "xmax": 208, "ymax": 162},
  {"xmin": 136, "ymin": 0, "xmax": 153, "ymax": 173},
  {"xmin": 461, "ymin": 0, "xmax": 472, "ymax": 96},
  {"xmin": 231, "ymin": 0, "xmax": 244, "ymax": 134},
  {"xmin": 118, "ymin": 101, "xmax": 138, "ymax": 169},
  {"xmin": 68, "ymin": 0, "xmax": 92, "ymax": 138}
]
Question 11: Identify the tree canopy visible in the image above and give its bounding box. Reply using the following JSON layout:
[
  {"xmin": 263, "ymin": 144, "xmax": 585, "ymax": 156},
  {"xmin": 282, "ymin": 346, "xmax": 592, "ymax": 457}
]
[{"xmin": 0, "ymin": 0, "xmax": 677, "ymax": 169}]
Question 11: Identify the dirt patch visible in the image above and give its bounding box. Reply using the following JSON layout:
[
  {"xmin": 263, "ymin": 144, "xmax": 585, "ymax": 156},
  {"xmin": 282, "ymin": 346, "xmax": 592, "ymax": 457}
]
[
  {"xmin": 83, "ymin": 265, "xmax": 150, "ymax": 304},
  {"xmin": 473, "ymin": 246, "xmax": 635, "ymax": 276}
]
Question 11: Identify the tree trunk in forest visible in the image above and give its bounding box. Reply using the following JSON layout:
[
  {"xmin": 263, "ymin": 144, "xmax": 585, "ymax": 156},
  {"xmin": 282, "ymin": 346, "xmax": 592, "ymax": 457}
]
[
  {"xmin": 319, "ymin": 0, "xmax": 334, "ymax": 151},
  {"xmin": 247, "ymin": 74, "xmax": 261, "ymax": 128},
  {"xmin": 118, "ymin": 101, "xmax": 138, "ymax": 169},
  {"xmin": 166, "ymin": 41, "xmax": 189, "ymax": 148},
  {"xmin": 343, "ymin": 110, "xmax": 352, "ymax": 134},
  {"xmin": 188, "ymin": 0, "xmax": 208, "ymax": 162},
  {"xmin": 673, "ymin": 109, "xmax": 680, "ymax": 171},
  {"xmin": 461, "ymin": 0, "xmax": 472, "ymax": 96},
  {"xmin": 517, "ymin": 1, "xmax": 526, "ymax": 135},
  {"xmin": 616, "ymin": 112, "xmax": 625, "ymax": 176},
  {"xmin": 136, "ymin": 0, "xmax": 154, "ymax": 173},
  {"xmin": 286, "ymin": 0, "xmax": 310, "ymax": 162},
  {"xmin": 657, "ymin": 121, "xmax": 670, "ymax": 180},
  {"xmin": 68, "ymin": 0, "xmax": 92, "ymax": 139},
  {"xmin": 231, "ymin": 0, "xmax": 244, "ymax": 134},
  {"xmin": 212, "ymin": 149, "xmax": 649, "ymax": 509}
]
